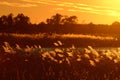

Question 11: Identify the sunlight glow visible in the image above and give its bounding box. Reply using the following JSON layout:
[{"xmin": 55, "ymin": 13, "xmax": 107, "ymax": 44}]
[{"xmin": 0, "ymin": 0, "xmax": 120, "ymax": 24}]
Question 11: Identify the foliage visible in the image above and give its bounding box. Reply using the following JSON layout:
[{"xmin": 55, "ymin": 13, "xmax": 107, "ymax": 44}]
[
  {"xmin": 1, "ymin": 42, "xmax": 120, "ymax": 80},
  {"xmin": 0, "ymin": 33, "xmax": 118, "ymax": 47},
  {"xmin": 46, "ymin": 13, "xmax": 78, "ymax": 25},
  {"xmin": 0, "ymin": 13, "xmax": 30, "ymax": 26},
  {"xmin": 1, "ymin": 13, "xmax": 120, "ymax": 36}
]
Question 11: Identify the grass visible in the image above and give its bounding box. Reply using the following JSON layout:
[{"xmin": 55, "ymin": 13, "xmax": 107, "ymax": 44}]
[
  {"xmin": 0, "ymin": 33, "xmax": 117, "ymax": 40},
  {"xmin": 0, "ymin": 33, "xmax": 118, "ymax": 47},
  {"xmin": 0, "ymin": 42, "xmax": 120, "ymax": 80}
]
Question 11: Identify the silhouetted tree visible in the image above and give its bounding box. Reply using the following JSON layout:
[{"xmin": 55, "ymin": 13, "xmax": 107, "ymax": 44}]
[
  {"xmin": 46, "ymin": 14, "xmax": 78, "ymax": 25},
  {"xmin": 46, "ymin": 13, "xmax": 63, "ymax": 25},
  {"xmin": 52, "ymin": 13, "xmax": 63, "ymax": 25},
  {"xmin": 2, "ymin": 13, "xmax": 120, "ymax": 35},
  {"xmin": 0, "ymin": 13, "xmax": 14, "ymax": 27},
  {"xmin": 62, "ymin": 15, "xmax": 78, "ymax": 25},
  {"xmin": 0, "ymin": 15, "xmax": 7, "ymax": 26},
  {"xmin": 14, "ymin": 13, "xmax": 30, "ymax": 26},
  {"xmin": 111, "ymin": 21, "xmax": 120, "ymax": 26},
  {"xmin": 46, "ymin": 18, "xmax": 53, "ymax": 25},
  {"xmin": 0, "ymin": 17, "xmax": 3, "ymax": 26},
  {"xmin": 39, "ymin": 22, "xmax": 46, "ymax": 25},
  {"xmin": 14, "ymin": 13, "xmax": 31, "ymax": 33},
  {"xmin": 7, "ymin": 13, "xmax": 14, "ymax": 27}
]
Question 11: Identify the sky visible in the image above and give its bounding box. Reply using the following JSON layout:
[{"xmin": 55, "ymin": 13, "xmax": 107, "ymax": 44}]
[{"xmin": 0, "ymin": 0, "xmax": 120, "ymax": 24}]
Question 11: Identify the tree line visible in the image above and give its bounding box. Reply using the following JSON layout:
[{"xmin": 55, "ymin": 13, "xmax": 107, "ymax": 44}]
[{"xmin": 0, "ymin": 13, "xmax": 120, "ymax": 35}]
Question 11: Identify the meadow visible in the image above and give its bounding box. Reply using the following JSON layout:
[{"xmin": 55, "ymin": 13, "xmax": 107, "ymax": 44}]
[
  {"xmin": 0, "ymin": 33, "xmax": 118, "ymax": 47},
  {"xmin": 1, "ymin": 13, "xmax": 120, "ymax": 80},
  {"xmin": 1, "ymin": 42, "xmax": 120, "ymax": 80},
  {"xmin": 0, "ymin": 33, "xmax": 119, "ymax": 80}
]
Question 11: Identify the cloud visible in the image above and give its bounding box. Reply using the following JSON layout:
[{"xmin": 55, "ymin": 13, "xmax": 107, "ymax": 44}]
[
  {"xmin": 68, "ymin": 9, "xmax": 78, "ymax": 12},
  {"xmin": 21, "ymin": 0, "xmax": 120, "ymax": 16},
  {"xmin": 22, "ymin": 0, "xmax": 56, "ymax": 5},
  {"xmin": 0, "ymin": 1, "xmax": 37, "ymax": 7},
  {"xmin": 59, "ymin": 2, "xmax": 120, "ymax": 17},
  {"xmin": 54, "ymin": 8, "xmax": 64, "ymax": 11}
]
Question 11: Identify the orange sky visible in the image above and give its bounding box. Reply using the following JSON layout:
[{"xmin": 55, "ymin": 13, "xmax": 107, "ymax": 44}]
[{"xmin": 0, "ymin": 0, "xmax": 120, "ymax": 24}]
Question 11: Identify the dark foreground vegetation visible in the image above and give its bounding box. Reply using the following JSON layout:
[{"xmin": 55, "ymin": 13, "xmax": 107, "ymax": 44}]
[
  {"xmin": 1, "ymin": 13, "xmax": 120, "ymax": 80},
  {"xmin": 0, "ymin": 42, "xmax": 120, "ymax": 80}
]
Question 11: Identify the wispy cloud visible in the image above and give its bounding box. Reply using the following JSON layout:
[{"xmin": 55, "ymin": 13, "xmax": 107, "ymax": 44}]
[
  {"xmin": 54, "ymin": 8, "xmax": 64, "ymax": 11},
  {"xmin": 67, "ymin": 9, "xmax": 78, "ymax": 12},
  {"xmin": 55, "ymin": 1, "xmax": 120, "ymax": 16},
  {"xmin": 20, "ymin": 0, "xmax": 120, "ymax": 16},
  {"xmin": 22, "ymin": 0, "xmax": 56, "ymax": 5},
  {"xmin": 0, "ymin": 1, "xmax": 37, "ymax": 7}
]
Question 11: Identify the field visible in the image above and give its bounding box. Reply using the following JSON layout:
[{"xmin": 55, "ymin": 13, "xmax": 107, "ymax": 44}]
[
  {"xmin": 1, "ymin": 42, "xmax": 120, "ymax": 80},
  {"xmin": 0, "ymin": 33, "xmax": 119, "ymax": 47},
  {"xmin": 0, "ymin": 33, "xmax": 120, "ymax": 80},
  {"xmin": 1, "ymin": 10, "xmax": 120, "ymax": 80}
]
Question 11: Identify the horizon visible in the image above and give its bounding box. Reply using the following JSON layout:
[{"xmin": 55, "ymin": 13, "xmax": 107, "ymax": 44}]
[{"xmin": 0, "ymin": 0, "xmax": 120, "ymax": 24}]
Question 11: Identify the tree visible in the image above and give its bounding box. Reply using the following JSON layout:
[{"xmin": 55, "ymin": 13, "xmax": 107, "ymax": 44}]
[
  {"xmin": 52, "ymin": 13, "xmax": 63, "ymax": 25},
  {"xmin": 111, "ymin": 21, "xmax": 120, "ymax": 26},
  {"xmin": 46, "ymin": 18, "xmax": 54, "ymax": 25},
  {"xmin": 14, "ymin": 13, "xmax": 30, "ymax": 26},
  {"xmin": 7, "ymin": 13, "xmax": 14, "ymax": 26},
  {"xmin": 46, "ymin": 13, "xmax": 78, "ymax": 25},
  {"xmin": 46, "ymin": 13, "xmax": 63, "ymax": 25},
  {"xmin": 0, "ymin": 13, "xmax": 14, "ymax": 27},
  {"xmin": 14, "ymin": 13, "xmax": 31, "ymax": 33},
  {"xmin": 0, "ymin": 15, "xmax": 7, "ymax": 26},
  {"xmin": 62, "ymin": 15, "xmax": 78, "ymax": 25}
]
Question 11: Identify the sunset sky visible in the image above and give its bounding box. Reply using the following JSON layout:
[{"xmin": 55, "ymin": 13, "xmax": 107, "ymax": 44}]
[{"xmin": 0, "ymin": 0, "xmax": 120, "ymax": 24}]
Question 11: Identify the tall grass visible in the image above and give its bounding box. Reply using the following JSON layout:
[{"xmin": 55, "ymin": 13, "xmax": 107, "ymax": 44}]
[
  {"xmin": 0, "ymin": 42, "xmax": 120, "ymax": 80},
  {"xmin": 0, "ymin": 33, "xmax": 117, "ymax": 40}
]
